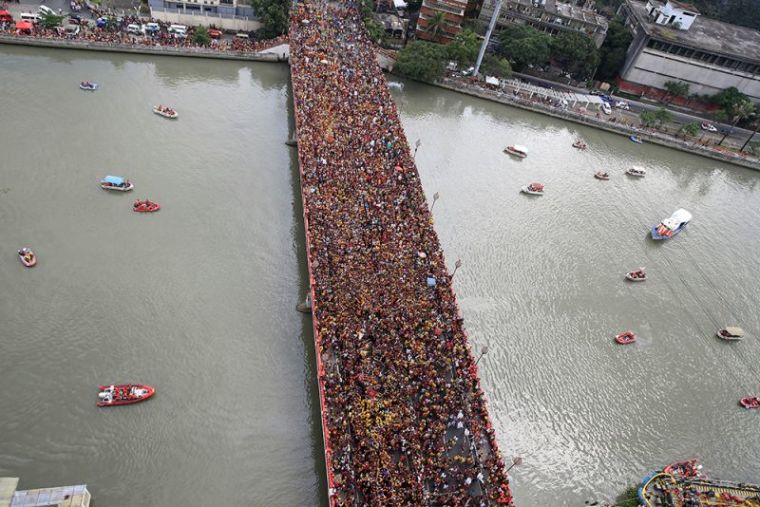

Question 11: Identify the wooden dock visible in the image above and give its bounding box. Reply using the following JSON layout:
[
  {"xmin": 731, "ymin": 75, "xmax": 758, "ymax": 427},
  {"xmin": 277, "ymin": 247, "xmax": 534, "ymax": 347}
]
[{"xmin": 0, "ymin": 478, "xmax": 91, "ymax": 507}]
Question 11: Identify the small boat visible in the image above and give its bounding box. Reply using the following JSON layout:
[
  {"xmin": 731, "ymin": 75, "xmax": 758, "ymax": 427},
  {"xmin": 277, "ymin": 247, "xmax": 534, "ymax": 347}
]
[
  {"xmin": 717, "ymin": 326, "xmax": 745, "ymax": 341},
  {"xmin": 100, "ymin": 175, "xmax": 133, "ymax": 192},
  {"xmin": 133, "ymin": 199, "xmax": 160, "ymax": 213},
  {"xmin": 97, "ymin": 384, "xmax": 155, "ymax": 407},
  {"xmin": 387, "ymin": 81, "xmax": 404, "ymax": 91},
  {"xmin": 739, "ymin": 396, "xmax": 760, "ymax": 409},
  {"xmin": 651, "ymin": 208, "xmax": 692, "ymax": 240},
  {"xmin": 520, "ymin": 182, "xmax": 544, "ymax": 195},
  {"xmin": 504, "ymin": 145, "xmax": 528, "ymax": 158},
  {"xmin": 625, "ymin": 268, "xmax": 646, "ymax": 281},
  {"xmin": 153, "ymin": 105, "xmax": 178, "ymax": 119},
  {"xmin": 572, "ymin": 140, "xmax": 587, "ymax": 150},
  {"xmin": 594, "ymin": 171, "xmax": 609, "ymax": 180},
  {"xmin": 79, "ymin": 81, "xmax": 98, "ymax": 91},
  {"xmin": 626, "ymin": 166, "xmax": 646, "ymax": 177},
  {"xmin": 664, "ymin": 459, "xmax": 703, "ymax": 478},
  {"xmin": 615, "ymin": 331, "xmax": 636, "ymax": 344},
  {"xmin": 630, "ymin": 135, "xmax": 643, "ymax": 144},
  {"xmin": 18, "ymin": 248, "xmax": 37, "ymax": 267}
]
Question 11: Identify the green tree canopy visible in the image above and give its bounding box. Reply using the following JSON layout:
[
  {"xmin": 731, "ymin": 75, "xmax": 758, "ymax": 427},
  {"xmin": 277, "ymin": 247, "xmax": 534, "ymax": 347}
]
[
  {"xmin": 663, "ymin": 80, "xmax": 689, "ymax": 103},
  {"xmin": 40, "ymin": 12, "xmax": 66, "ymax": 29},
  {"xmin": 596, "ymin": 18, "xmax": 632, "ymax": 81},
  {"xmin": 678, "ymin": 122, "xmax": 700, "ymax": 139},
  {"xmin": 497, "ymin": 25, "xmax": 551, "ymax": 71},
  {"xmin": 481, "ymin": 55, "xmax": 512, "ymax": 78},
  {"xmin": 550, "ymin": 31, "xmax": 599, "ymax": 80},
  {"xmin": 193, "ymin": 25, "xmax": 210, "ymax": 46},
  {"xmin": 426, "ymin": 11, "xmax": 446, "ymax": 39},
  {"xmin": 394, "ymin": 40, "xmax": 448, "ymax": 82},
  {"xmin": 447, "ymin": 30, "xmax": 479, "ymax": 67},
  {"xmin": 712, "ymin": 87, "xmax": 751, "ymax": 114},
  {"xmin": 250, "ymin": 0, "xmax": 289, "ymax": 38}
]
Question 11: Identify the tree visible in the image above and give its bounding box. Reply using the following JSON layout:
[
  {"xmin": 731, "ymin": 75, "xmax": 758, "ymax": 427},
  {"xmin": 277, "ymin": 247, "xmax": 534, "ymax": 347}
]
[
  {"xmin": 640, "ymin": 108, "xmax": 672, "ymax": 129},
  {"xmin": 662, "ymin": 80, "xmax": 689, "ymax": 104},
  {"xmin": 497, "ymin": 25, "xmax": 551, "ymax": 71},
  {"xmin": 364, "ymin": 18, "xmax": 386, "ymax": 45},
  {"xmin": 481, "ymin": 55, "xmax": 512, "ymax": 78},
  {"xmin": 249, "ymin": 0, "xmax": 289, "ymax": 38},
  {"xmin": 596, "ymin": 18, "xmax": 632, "ymax": 81},
  {"xmin": 426, "ymin": 11, "xmax": 446, "ymax": 39},
  {"xmin": 394, "ymin": 40, "xmax": 449, "ymax": 82},
  {"xmin": 193, "ymin": 25, "xmax": 210, "ymax": 46},
  {"xmin": 550, "ymin": 31, "xmax": 599, "ymax": 80},
  {"xmin": 39, "ymin": 12, "xmax": 66, "ymax": 29},
  {"xmin": 639, "ymin": 111, "xmax": 657, "ymax": 127},
  {"xmin": 653, "ymin": 107, "xmax": 673, "ymax": 127},
  {"xmin": 446, "ymin": 30, "xmax": 479, "ymax": 67},
  {"xmin": 678, "ymin": 122, "xmax": 700, "ymax": 139},
  {"xmin": 718, "ymin": 99, "xmax": 755, "ymax": 145},
  {"xmin": 712, "ymin": 87, "xmax": 751, "ymax": 116}
]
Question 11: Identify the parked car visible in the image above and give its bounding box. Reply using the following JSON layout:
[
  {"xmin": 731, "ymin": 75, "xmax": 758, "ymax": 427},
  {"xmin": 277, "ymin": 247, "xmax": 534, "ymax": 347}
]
[
  {"xmin": 168, "ymin": 24, "xmax": 187, "ymax": 36},
  {"xmin": 208, "ymin": 28, "xmax": 223, "ymax": 39},
  {"xmin": 142, "ymin": 22, "xmax": 160, "ymax": 35},
  {"xmin": 127, "ymin": 23, "xmax": 142, "ymax": 35},
  {"xmin": 601, "ymin": 102, "xmax": 612, "ymax": 115},
  {"xmin": 38, "ymin": 5, "xmax": 56, "ymax": 17},
  {"xmin": 68, "ymin": 14, "xmax": 82, "ymax": 24},
  {"xmin": 63, "ymin": 23, "xmax": 79, "ymax": 35},
  {"xmin": 615, "ymin": 101, "xmax": 630, "ymax": 110},
  {"xmin": 701, "ymin": 122, "xmax": 718, "ymax": 132}
]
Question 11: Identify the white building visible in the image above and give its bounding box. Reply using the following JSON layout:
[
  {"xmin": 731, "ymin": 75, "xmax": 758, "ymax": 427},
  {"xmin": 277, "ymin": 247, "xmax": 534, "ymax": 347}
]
[{"xmin": 617, "ymin": 0, "xmax": 760, "ymax": 103}]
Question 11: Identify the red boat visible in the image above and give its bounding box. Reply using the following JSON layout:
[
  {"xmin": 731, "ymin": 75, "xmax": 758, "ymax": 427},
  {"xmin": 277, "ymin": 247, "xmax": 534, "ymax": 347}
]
[
  {"xmin": 18, "ymin": 248, "xmax": 37, "ymax": 267},
  {"xmin": 594, "ymin": 171, "xmax": 610, "ymax": 180},
  {"xmin": 133, "ymin": 199, "xmax": 160, "ymax": 213},
  {"xmin": 615, "ymin": 331, "xmax": 636, "ymax": 344},
  {"xmin": 97, "ymin": 384, "xmax": 155, "ymax": 407},
  {"xmin": 740, "ymin": 396, "xmax": 760, "ymax": 409},
  {"xmin": 664, "ymin": 459, "xmax": 703, "ymax": 478}
]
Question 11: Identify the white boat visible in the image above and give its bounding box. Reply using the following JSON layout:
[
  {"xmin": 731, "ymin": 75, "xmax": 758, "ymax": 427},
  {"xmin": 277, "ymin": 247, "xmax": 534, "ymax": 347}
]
[
  {"xmin": 625, "ymin": 268, "xmax": 646, "ymax": 281},
  {"xmin": 80, "ymin": 81, "xmax": 98, "ymax": 91},
  {"xmin": 100, "ymin": 175, "xmax": 134, "ymax": 192},
  {"xmin": 153, "ymin": 106, "xmax": 178, "ymax": 119},
  {"xmin": 651, "ymin": 209, "xmax": 692, "ymax": 240},
  {"xmin": 717, "ymin": 326, "xmax": 744, "ymax": 341},
  {"xmin": 387, "ymin": 81, "xmax": 404, "ymax": 91},
  {"xmin": 626, "ymin": 166, "xmax": 646, "ymax": 177},
  {"xmin": 520, "ymin": 182, "xmax": 544, "ymax": 195},
  {"xmin": 504, "ymin": 145, "xmax": 528, "ymax": 158}
]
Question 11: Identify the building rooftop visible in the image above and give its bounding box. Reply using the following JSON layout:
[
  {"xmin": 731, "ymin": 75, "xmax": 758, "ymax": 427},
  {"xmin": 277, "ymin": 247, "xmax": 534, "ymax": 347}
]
[
  {"xmin": 667, "ymin": 0, "xmax": 699, "ymax": 14},
  {"xmin": 627, "ymin": 0, "xmax": 760, "ymax": 62},
  {"xmin": 507, "ymin": 0, "xmax": 607, "ymax": 28}
]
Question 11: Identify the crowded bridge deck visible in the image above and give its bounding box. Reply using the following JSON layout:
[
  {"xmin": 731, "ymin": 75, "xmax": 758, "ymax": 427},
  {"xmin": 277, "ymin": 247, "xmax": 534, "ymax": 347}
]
[{"xmin": 289, "ymin": 1, "xmax": 513, "ymax": 505}]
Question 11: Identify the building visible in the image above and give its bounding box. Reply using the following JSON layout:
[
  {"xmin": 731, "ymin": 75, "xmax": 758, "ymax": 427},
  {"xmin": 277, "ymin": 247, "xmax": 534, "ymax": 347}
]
[
  {"xmin": 148, "ymin": 0, "xmax": 259, "ymax": 32},
  {"xmin": 478, "ymin": 0, "xmax": 608, "ymax": 49},
  {"xmin": 0, "ymin": 478, "xmax": 91, "ymax": 507},
  {"xmin": 618, "ymin": 0, "xmax": 760, "ymax": 103},
  {"xmin": 416, "ymin": 0, "xmax": 469, "ymax": 43}
]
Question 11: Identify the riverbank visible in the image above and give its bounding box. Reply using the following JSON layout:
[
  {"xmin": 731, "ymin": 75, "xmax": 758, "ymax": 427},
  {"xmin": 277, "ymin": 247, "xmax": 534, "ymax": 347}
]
[
  {"xmin": 431, "ymin": 77, "xmax": 760, "ymax": 171},
  {"xmin": 0, "ymin": 34, "xmax": 286, "ymax": 62}
]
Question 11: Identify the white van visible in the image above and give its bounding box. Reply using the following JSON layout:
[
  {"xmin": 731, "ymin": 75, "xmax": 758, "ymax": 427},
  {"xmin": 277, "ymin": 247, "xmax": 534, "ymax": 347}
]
[
  {"xmin": 20, "ymin": 12, "xmax": 41, "ymax": 22},
  {"xmin": 168, "ymin": 24, "xmax": 187, "ymax": 36},
  {"xmin": 127, "ymin": 23, "xmax": 142, "ymax": 35},
  {"xmin": 601, "ymin": 102, "xmax": 612, "ymax": 115},
  {"xmin": 38, "ymin": 5, "xmax": 55, "ymax": 16},
  {"xmin": 142, "ymin": 22, "xmax": 160, "ymax": 35}
]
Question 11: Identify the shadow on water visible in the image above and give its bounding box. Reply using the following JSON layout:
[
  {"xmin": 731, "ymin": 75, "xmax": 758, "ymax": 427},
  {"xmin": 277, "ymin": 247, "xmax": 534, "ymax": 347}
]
[{"xmin": 286, "ymin": 76, "xmax": 329, "ymax": 507}]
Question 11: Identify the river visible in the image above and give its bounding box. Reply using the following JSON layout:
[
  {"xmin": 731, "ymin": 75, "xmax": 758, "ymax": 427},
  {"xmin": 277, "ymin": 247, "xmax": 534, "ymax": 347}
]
[{"xmin": 1, "ymin": 45, "xmax": 759, "ymax": 506}]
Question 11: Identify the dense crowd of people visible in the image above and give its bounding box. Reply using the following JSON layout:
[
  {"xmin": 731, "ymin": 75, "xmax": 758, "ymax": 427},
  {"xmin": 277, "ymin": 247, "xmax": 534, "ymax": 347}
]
[
  {"xmin": 0, "ymin": 14, "xmax": 286, "ymax": 55},
  {"xmin": 289, "ymin": 2, "xmax": 512, "ymax": 506}
]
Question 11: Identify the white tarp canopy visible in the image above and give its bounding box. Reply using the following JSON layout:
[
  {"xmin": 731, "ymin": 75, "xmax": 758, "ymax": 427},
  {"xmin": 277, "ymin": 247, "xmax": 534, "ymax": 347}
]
[
  {"xmin": 485, "ymin": 76, "xmax": 499, "ymax": 86},
  {"xmin": 501, "ymin": 79, "xmax": 606, "ymax": 107},
  {"xmin": 393, "ymin": 0, "xmax": 408, "ymax": 8}
]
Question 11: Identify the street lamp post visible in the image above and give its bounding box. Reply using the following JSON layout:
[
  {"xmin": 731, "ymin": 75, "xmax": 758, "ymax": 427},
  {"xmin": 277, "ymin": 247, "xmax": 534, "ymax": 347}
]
[
  {"xmin": 451, "ymin": 258, "xmax": 462, "ymax": 278},
  {"xmin": 506, "ymin": 456, "xmax": 523, "ymax": 473},
  {"xmin": 430, "ymin": 192, "xmax": 440, "ymax": 212},
  {"xmin": 741, "ymin": 119, "xmax": 760, "ymax": 152},
  {"xmin": 475, "ymin": 345, "xmax": 489, "ymax": 365},
  {"xmin": 473, "ymin": 0, "xmax": 502, "ymax": 77}
]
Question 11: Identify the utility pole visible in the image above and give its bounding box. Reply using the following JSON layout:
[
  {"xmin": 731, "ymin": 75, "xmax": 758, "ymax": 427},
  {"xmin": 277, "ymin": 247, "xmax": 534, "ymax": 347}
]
[{"xmin": 473, "ymin": 0, "xmax": 502, "ymax": 77}]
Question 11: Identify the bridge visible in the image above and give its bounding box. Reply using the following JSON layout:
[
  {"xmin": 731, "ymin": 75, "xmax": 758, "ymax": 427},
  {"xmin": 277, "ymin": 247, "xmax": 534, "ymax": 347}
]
[{"xmin": 288, "ymin": 1, "xmax": 513, "ymax": 505}]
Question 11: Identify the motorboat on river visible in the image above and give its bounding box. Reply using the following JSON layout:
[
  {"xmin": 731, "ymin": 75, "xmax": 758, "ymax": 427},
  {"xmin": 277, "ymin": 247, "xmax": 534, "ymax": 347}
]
[
  {"xmin": 18, "ymin": 248, "xmax": 36, "ymax": 267},
  {"xmin": 626, "ymin": 268, "xmax": 646, "ymax": 281},
  {"xmin": 504, "ymin": 145, "xmax": 528, "ymax": 158},
  {"xmin": 572, "ymin": 140, "xmax": 587, "ymax": 150},
  {"xmin": 97, "ymin": 384, "xmax": 155, "ymax": 407},
  {"xmin": 133, "ymin": 199, "xmax": 160, "ymax": 212},
  {"xmin": 664, "ymin": 459, "xmax": 703, "ymax": 478},
  {"xmin": 615, "ymin": 331, "xmax": 636, "ymax": 344},
  {"xmin": 79, "ymin": 81, "xmax": 98, "ymax": 91},
  {"xmin": 651, "ymin": 209, "xmax": 692, "ymax": 240},
  {"xmin": 594, "ymin": 171, "xmax": 609, "ymax": 180},
  {"xmin": 520, "ymin": 182, "xmax": 544, "ymax": 195},
  {"xmin": 740, "ymin": 396, "xmax": 760, "ymax": 409},
  {"xmin": 100, "ymin": 175, "xmax": 133, "ymax": 192},
  {"xmin": 717, "ymin": 326, "xmax": 745, "ymax": 341},
  {"xmin": 153, "ymin": 105, "xmax": 178, "ymax": 119},
  {"xmin": 626, "ymin": 166, "xmax": 646, "ymax": 177},
  {"xmin": 630, "ymin": 135, "xmax": 643, "ymax": 144}
]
